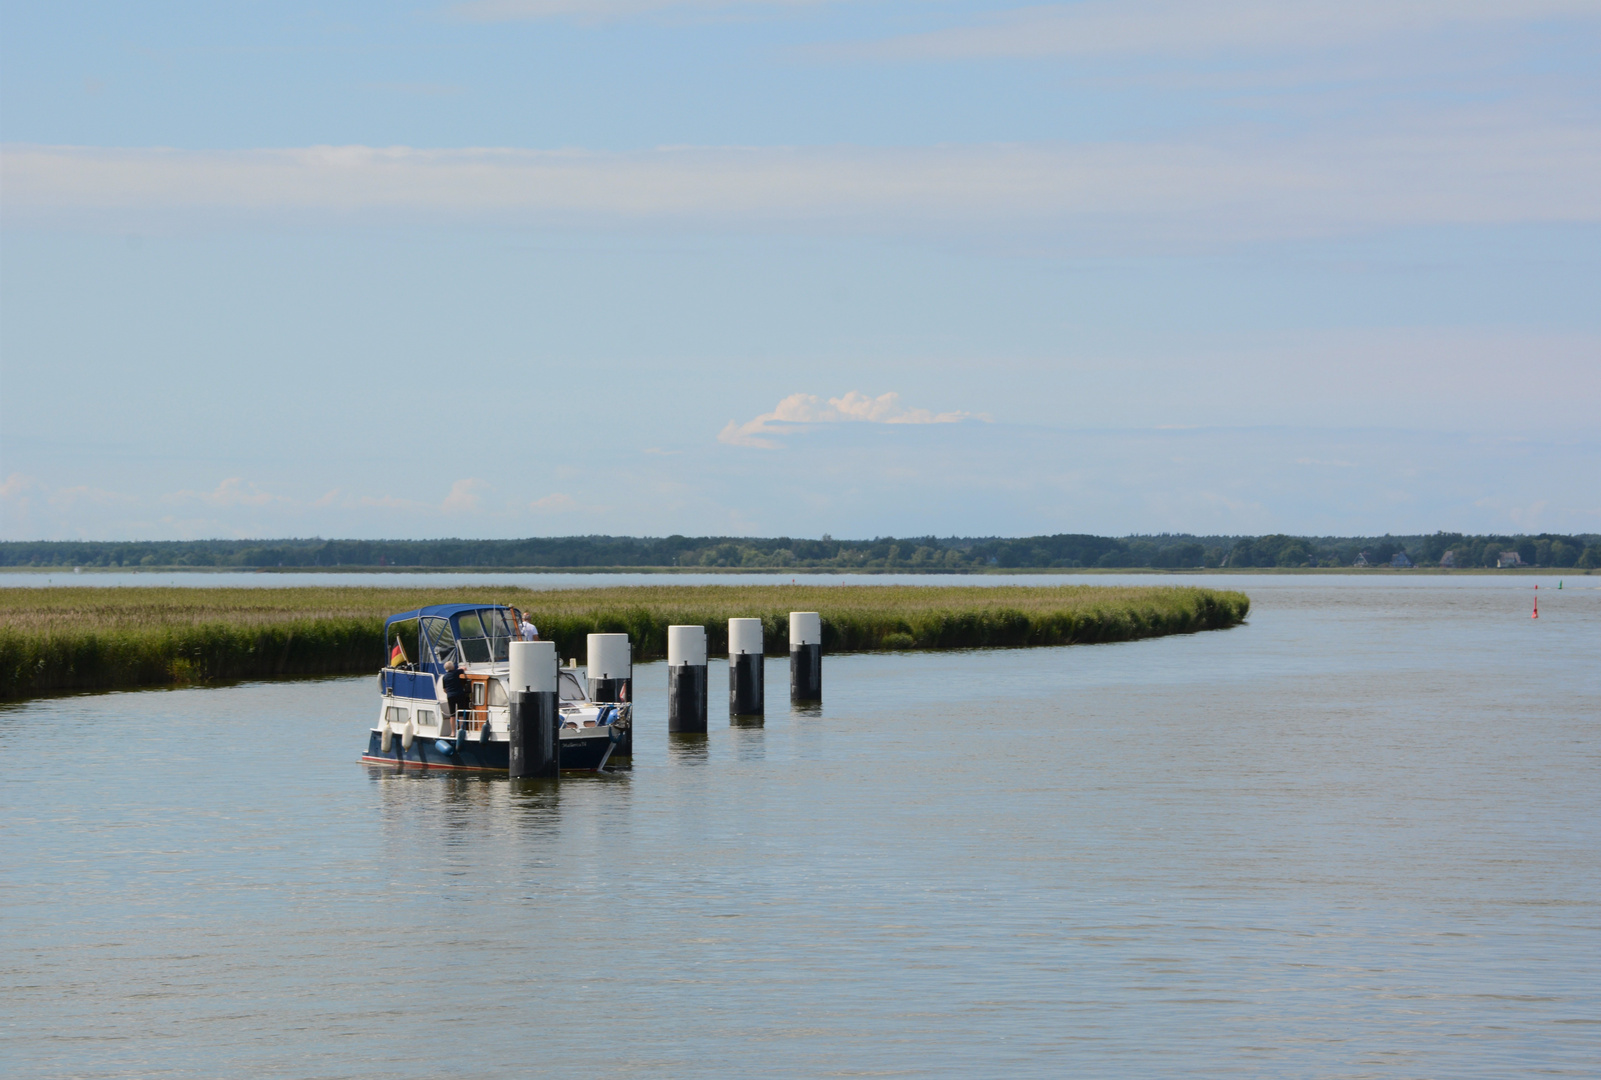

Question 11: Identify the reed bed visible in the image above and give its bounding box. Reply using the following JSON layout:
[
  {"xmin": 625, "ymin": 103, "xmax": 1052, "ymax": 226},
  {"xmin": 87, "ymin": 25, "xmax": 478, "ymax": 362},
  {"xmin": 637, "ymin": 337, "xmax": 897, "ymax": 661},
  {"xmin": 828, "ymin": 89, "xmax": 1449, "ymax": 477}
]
[{"xmin": 0, "ymin": 584, "xmax": 1249, "ymax": 701}]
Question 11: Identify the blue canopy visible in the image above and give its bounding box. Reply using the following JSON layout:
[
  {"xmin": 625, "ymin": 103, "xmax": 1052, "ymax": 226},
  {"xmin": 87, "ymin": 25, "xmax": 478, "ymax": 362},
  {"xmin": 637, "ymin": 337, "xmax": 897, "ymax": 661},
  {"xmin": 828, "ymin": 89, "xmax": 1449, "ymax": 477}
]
[{"xmin": 384, "ymin": 603, "xmax": 510, "ymax": 633}]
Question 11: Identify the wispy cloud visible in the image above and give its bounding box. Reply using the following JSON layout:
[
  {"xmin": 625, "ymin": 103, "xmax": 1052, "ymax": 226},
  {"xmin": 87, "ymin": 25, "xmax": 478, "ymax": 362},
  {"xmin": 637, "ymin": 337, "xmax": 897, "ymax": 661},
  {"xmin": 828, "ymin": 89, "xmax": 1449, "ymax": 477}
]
[
  {"xmin": 7, "ymin": 426, "xmax": 1599, "ymax": 539},
  {"xmin": 448, "ymin": 0, "xmax": 830, "ymax": 21},
  {"xmin": 361, "ymin": 81, "xmax": 466, "ymax": 97},
  {"xmin": 47, "ymin": 485, "xmax": 138, "ymax": 510},
  {"xmin": 851, "ymin": 0, "xmax": 1601, "ymax": 60},
  {"xmin": 1, "ymin": 473, "xmax": 34, "ymax": 500},
  {"xmin": 720, "ymin": 391, "xmax": 980, "ymax": 448},
  {"xmin": 6, "ymin": 124, "xmax": 1596, "ymax": 242},
  {"xmin": 162, "ymin": 477, "xmax": 289, "ymax": 508},
  {"xmin": 529, "ymin": 492, "xmax": 578, "ymax": 511}
]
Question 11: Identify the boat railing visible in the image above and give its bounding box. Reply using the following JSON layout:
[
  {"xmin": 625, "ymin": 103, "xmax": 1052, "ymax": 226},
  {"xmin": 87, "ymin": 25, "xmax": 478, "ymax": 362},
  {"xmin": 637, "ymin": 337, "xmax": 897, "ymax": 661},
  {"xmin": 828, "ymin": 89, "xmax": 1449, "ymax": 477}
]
[{"xmin": 381, "ymin": 667, "xmax": 438, "ymax": 701}]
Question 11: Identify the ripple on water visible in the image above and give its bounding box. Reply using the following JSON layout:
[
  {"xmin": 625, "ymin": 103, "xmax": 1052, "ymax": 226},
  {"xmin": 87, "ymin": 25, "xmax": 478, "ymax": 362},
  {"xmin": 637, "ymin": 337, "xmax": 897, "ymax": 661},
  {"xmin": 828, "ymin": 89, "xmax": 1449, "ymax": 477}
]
[{"xmin": 1, "ymin": 578, "xmax": 1597, "ymax": 1077}]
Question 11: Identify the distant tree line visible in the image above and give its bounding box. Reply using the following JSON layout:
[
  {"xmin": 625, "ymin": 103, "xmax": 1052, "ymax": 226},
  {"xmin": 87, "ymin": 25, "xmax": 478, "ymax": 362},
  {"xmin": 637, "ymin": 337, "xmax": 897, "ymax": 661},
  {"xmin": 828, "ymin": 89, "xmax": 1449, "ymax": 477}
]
[
  {"xmin": 1212, "ymin": 532, "xmax": 1601, "ymax": 569},
  {"xmin": 4, "ymin": 532, "xmax": 1598, "ymax": 571}
]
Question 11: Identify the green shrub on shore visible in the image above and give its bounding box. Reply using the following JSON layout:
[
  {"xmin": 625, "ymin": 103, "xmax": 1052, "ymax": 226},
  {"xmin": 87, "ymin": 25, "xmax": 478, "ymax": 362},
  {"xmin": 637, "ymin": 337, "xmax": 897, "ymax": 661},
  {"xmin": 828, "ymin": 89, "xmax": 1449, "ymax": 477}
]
[{"xmin": 0, "ymin": 584, "xmax": 1249, "ymax": 701}]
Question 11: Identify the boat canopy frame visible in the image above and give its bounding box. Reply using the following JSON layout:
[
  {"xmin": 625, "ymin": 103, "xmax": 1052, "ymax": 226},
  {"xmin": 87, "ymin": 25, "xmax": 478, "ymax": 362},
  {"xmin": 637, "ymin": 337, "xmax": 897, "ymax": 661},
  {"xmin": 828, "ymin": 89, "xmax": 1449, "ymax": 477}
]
[{"xmin": 385, "ymin": 604, "xmax": 516, "ymax": 674}]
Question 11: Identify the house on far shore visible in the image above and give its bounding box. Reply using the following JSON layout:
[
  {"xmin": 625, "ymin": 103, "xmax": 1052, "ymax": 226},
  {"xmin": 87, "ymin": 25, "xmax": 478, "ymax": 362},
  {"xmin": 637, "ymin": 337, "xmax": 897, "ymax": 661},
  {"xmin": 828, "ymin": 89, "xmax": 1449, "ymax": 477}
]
[
  {"xmin": 1352, "ymin": 552, "xmax": 1371, "ymax": 567},
  {"xmin": 1440, "ymin": 550, "xmax": 1456, "ymax": 567},
  {"xmin": 1390, "ymin": 552, "xmax": 1414, "ymax": 568},
  {"xmin": 1497, "ymin": 551, "xmax": 1524, "ymax": 568}
]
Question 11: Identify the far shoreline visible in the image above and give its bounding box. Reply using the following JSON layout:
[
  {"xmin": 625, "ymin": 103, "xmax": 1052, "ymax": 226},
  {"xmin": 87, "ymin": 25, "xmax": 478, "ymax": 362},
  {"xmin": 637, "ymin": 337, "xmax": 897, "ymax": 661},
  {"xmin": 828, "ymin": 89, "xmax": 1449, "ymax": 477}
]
[{"xmin": 0, "ymin": 566, "xmax": 1591, "ymax": 578}]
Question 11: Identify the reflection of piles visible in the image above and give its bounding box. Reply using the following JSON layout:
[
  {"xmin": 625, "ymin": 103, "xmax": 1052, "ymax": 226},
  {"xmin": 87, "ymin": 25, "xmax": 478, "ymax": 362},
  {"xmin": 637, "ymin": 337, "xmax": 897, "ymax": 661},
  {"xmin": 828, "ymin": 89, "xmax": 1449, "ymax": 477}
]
[
  {"xmin": 371, "ymin": 768, "xmax": 565, "ymax": 839},
  {"xmin": 668, "ymin": 732, "xmax": 710, "ymax": 766}
]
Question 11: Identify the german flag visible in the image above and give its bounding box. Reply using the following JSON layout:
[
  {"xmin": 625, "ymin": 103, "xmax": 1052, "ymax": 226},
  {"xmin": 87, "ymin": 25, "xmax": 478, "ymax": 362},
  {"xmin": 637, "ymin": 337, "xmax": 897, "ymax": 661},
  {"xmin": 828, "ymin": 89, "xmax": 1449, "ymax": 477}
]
[{"xmin": 390, "ymin": 640, "xmax": 408, "ymax": 667}]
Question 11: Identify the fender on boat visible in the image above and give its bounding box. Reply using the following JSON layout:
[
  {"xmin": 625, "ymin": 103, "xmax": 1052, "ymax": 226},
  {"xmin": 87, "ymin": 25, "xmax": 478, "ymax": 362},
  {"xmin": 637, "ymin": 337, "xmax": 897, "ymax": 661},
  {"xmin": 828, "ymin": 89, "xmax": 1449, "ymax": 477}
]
[
  {"xmin": 401, "ymin": 719, "xmax": 415, "ymax": 750},
  {"xmin": 379, "ymin": 722, "xmax": 393, "ymax": 753}
]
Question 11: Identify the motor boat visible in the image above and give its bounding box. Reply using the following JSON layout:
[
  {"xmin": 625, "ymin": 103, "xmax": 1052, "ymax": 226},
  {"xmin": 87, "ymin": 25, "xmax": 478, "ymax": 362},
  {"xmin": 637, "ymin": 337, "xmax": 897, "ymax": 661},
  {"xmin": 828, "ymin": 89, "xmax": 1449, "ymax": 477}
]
[{"xmin": 361, "ymin": 603, "xmax": 630, "ymax": 772}]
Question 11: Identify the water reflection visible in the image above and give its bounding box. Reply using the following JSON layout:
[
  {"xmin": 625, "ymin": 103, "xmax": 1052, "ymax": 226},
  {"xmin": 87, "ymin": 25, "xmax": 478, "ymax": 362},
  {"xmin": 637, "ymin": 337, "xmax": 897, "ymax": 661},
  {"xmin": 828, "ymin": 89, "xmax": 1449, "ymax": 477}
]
[
  {"xmin": 668, "ymin": 731, "xmax": 710, "ymax": 764},
  {"xmin": 368, "ymin": 765, "xmax": 566, "ymax": 837},
  {"xmin": 504, "ymin": 777, "xmax": 565, "ymax": 838},
  {"xmin": 729, "ymin": 724, "xmax": 766, "ymax": 763}
]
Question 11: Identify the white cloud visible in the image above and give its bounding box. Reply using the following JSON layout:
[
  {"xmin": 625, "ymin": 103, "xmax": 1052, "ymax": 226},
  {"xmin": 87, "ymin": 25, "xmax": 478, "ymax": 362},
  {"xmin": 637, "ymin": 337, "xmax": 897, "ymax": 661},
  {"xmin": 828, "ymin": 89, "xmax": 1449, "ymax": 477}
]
[
  {"xmin": 441, "ymin": 478, "xmax": 487, "ymax": 513},
  {"xmin": 856, "ymin": 0, "xmax": 1601, "ymax": 60},
  {"xmin": 719, "ymin": 390, "xmax": 978, "ymax": 448},
  {"xmin": 5, "ymin": 124, "xmax": 1596, "ymax": 242}
]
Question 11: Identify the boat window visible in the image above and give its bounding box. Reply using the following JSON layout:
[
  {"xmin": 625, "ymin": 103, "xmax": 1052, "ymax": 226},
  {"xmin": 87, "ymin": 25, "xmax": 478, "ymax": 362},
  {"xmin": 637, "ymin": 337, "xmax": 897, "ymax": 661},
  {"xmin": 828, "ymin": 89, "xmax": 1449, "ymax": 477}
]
[
  {"xmin": 416, "ymin": 709, "xmax": 435, "ymax": 729},
  {"xmin": 386, "ymin": 618, "xmax": 419, "ymax": 669},
  {"xmin": 487, "ymin": 679, "xmax": 507, "ymax": 707},
  {"xmin": 481, "ymin": 609, "xmax": 509, "ymax": 638},
  {"xmin": 455, "ymin": 611, "xmax": 492, "ymax": 663},
  {"xmin": 386, "ymin": 705, "xmax": 408, "ymax": 724},
  {"xmin": 421, "ymin": 617, "xmax": 456, "ymax": 664},
  {"xmin": 483, "ymin": 609, "xmax": 513, "ymax": 662},
  {"xmin": 558, "ymin": 670, "xmax": 588, "ymax": 702}
]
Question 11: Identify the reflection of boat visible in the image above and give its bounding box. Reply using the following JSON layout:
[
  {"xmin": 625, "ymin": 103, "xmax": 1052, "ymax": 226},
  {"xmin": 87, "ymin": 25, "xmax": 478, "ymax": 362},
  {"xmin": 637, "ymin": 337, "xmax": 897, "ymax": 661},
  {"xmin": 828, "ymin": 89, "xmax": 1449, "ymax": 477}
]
[{"xmin": 361, "ymin": 603, "xmax": 630, "ymax": 772}]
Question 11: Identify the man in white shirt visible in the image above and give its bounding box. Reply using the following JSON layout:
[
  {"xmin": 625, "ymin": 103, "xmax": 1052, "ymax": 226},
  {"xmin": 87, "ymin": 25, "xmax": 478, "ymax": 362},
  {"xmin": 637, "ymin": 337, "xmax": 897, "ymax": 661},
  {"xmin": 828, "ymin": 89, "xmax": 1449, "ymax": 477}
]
[{"xmin": 518, "ymin": 612, "xmax": 539, "ymax": 641}]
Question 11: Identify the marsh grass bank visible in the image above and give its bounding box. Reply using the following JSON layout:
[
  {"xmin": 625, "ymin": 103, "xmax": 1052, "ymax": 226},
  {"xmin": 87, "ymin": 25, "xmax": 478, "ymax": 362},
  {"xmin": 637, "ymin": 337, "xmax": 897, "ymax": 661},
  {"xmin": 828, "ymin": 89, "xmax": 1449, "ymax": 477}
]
[{"xmin": 0, "ymin": 584, "xmax": 1249, "ymax": 701}]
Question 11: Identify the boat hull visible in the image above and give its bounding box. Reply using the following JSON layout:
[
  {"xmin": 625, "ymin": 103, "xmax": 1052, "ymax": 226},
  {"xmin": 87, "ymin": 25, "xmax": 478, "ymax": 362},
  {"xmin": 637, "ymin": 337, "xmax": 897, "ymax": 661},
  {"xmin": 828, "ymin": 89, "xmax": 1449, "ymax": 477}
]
[{"xmin": 360, "ymin": 729, "xmax": 628, "ymax": 772}]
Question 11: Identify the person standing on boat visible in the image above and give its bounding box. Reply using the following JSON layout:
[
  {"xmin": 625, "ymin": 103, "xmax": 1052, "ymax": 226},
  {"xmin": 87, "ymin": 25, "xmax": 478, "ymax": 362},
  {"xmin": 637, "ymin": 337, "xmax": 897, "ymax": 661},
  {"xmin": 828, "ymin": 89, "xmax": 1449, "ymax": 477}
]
[
  {"xmin": 441, "ymin": 660, "xmax": 470, "ymax": 721},
  {"xmin": 517, "ymin": 611, "xmax": 539, "ymax": 641}
]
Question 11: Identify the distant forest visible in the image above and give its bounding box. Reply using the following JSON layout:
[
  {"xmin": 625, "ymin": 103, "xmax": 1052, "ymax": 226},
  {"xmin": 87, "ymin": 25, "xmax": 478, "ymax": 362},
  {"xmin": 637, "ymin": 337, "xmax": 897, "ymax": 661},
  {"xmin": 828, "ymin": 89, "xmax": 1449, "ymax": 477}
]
[{"xmin": 4, "ymin": 533, "xmax": 1599, "ymax": 571}]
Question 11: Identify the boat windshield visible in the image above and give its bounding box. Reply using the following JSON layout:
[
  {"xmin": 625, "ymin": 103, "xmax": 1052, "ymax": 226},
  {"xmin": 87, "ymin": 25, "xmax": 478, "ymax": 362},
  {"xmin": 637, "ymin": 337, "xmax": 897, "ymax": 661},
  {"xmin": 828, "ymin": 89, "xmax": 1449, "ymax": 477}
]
[
  {"xmin": 558, "ymin": 670, "xmax": 588, "ymax": 702},
  {"xmin": 455, "ymin": 608, "xmax": 514, "ymax": 664},
  {"xmin": 421, "ymin": 616, "xmax": 456, "ymax": 665},
  {"xmin": 482, "ymin": 609, "xmax": 513, "ymax": 662}
]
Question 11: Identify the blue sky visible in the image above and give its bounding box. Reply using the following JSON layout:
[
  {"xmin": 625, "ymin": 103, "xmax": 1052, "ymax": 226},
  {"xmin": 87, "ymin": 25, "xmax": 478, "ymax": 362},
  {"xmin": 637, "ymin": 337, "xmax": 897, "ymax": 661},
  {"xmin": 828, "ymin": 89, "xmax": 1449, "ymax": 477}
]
[{"xmin": 1, "ymin": 0, "xmax": 1597, "ymax": 540}]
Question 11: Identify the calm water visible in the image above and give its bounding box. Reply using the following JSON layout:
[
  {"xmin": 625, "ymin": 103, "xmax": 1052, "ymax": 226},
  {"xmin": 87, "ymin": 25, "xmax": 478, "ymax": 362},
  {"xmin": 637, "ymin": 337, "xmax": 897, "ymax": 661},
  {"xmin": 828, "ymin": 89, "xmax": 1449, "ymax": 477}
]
[
  {"xmin": 3, "ymin": 578, "xmax": 1597, "ymax": 1077},
  {"xmin": 6, "ymin": 569, "xmax": 1251, "ymax": 589},
  {"xmin": 0, "ymin": 568, "xmax": 1588, "ymax": 592}
]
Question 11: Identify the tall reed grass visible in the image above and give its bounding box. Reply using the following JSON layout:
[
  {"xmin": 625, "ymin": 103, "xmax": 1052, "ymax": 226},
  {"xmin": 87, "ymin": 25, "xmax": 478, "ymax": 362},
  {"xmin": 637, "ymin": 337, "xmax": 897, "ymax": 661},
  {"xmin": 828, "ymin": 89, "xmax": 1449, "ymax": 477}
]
[{"xmin": 0, "ymin": 584, "xmax": 1248, "ymax": 700}]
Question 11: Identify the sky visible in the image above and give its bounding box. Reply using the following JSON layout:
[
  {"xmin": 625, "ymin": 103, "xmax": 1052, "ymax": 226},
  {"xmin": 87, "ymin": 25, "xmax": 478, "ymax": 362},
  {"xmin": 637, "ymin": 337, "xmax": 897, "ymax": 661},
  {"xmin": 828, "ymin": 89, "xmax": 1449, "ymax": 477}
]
[{"xmin": 1, "ymin": 0, "xmax": 1598, "ymax": 541}]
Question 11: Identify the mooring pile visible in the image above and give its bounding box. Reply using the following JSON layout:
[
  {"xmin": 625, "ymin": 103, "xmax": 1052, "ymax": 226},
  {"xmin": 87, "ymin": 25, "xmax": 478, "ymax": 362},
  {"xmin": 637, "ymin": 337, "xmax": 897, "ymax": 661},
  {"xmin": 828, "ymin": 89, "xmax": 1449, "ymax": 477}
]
[{"xmin": 505, "ymin": 611, "xmax": 822, "ymax": 778}]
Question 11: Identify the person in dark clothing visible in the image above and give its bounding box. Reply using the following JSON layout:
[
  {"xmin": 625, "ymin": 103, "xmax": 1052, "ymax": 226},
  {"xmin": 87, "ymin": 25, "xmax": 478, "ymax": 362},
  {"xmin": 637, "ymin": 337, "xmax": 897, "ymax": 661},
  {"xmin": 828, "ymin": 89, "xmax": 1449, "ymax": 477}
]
[{"xmin": 441, "ymin": 661, "xmax": 470, "ymax": 720}]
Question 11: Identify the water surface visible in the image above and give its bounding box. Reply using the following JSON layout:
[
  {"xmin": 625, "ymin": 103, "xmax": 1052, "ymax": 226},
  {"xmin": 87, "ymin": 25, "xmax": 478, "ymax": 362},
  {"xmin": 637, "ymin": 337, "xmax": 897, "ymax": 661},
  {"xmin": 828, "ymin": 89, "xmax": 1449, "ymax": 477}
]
[{"xmin": 2, "ymin": 578, "xmax": 1596, "ymax": 1077}]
